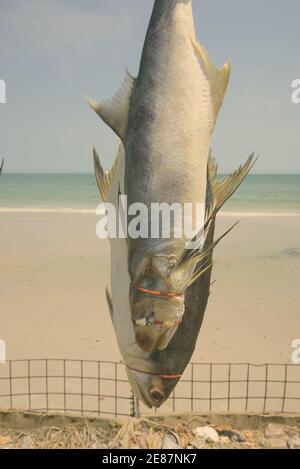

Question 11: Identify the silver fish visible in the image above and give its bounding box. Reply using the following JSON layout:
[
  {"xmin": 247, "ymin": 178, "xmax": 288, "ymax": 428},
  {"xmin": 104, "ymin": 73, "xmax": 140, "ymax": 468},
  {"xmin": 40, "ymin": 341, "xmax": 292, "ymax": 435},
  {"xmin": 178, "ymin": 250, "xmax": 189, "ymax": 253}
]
[
  {"xmin": 88, "ymin": 0, "xmax": 232, "ymax": 353},
  {"xmin": 93, "ymin": 145, "xmax": 255, "ymax": 408}
]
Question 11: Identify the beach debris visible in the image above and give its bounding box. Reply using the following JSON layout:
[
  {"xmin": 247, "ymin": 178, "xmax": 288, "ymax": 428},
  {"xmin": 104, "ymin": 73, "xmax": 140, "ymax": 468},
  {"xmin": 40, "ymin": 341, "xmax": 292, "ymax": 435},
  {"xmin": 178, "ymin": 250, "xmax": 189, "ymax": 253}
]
[
  {"xmin": 174, "ymin": 423, "xmax": 193, "ymax": 448},
  {"xmin": 146, "ymin": 429, "xmax": 163, "ymax": 449},
  {"xmin": 288, "ymin": 436, "xmax": 300, "ymax": 449},
  {"xmin": 190, "ymin": 438, "xmax": 207, "ymax": 449},
  {"xmin": 268, "ymin": 437, "xmax": 288, "ymax": 449},
  {"xmin": 0, "ymin": 418, "xmax": 299, "ymax": 449},
  {"xmin": 262, "ymin": 424, "xmax": 289, "ymax": 449},
  {"xmin": 132, "ymin": 431, "xmax": 148, "ymax": 449},
  {"xmin": 193, "ymin": 426, "xmax": 219, "ymax": 443},
  {"xmin": 264, "ymin": 423, "xmax": 286, "ymax": 438},
  {"xmin": 0, "ymin": 423, "xmax": 115, "ymax": 449},
  {"xmin": 0, "ymin": 435, "xmax": 12, "ymax": 448},
  {"xmin": 216, "ymin": 427, "xmax": 246, "ymax": 443},
  {"xmin": 220, "ymin": 436, "xmax": 230, "ymax": 443},
  {"xmin": 255, "ymin": 436, "xmax": 270, "ymax": 449},
  {"xmin": 20, "ymin": 435, "xmax": 33, "ymax": 449},
  {"xmin": 214, "ymin": 424, "xmax": 233, "ymax": 433},
  {"xmin": 110, "ymin": 420, "xmax": 136, "ymax": 449},
  {"xmin": 162, "ymin": 433, "xmax": 182, "ymax": 450}
]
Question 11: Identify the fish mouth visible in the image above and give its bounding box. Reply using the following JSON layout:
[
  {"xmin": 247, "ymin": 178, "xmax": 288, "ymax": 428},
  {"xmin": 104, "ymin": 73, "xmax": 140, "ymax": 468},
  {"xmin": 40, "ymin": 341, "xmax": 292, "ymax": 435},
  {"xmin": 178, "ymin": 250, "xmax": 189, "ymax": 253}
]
[
  {"xmin": 126, "ymin": 368, "xmax": 169, "ymax": 408},
  {"xmin": 126, "ymin": 369, "xmax": 154, "ymax": 408},
  {"xmin": 136, "ymin": 384, "xmax": 154, "ymax": 408},
  {"xmin": 149, "ymin": 385, "xmax": 165, "ymax": 406}
]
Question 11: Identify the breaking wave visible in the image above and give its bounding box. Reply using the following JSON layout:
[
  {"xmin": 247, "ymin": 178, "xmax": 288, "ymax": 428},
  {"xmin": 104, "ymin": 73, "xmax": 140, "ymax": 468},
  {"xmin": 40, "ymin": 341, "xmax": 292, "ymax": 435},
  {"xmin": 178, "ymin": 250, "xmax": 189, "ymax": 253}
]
[{"xmin": 0, "ymin": 207, "xmax": 299, "ymax": 217}]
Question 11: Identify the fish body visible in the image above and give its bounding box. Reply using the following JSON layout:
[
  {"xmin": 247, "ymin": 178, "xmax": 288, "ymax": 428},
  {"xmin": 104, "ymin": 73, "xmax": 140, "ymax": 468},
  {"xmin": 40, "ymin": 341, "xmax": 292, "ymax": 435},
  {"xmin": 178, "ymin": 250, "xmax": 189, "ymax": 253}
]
[
  {"xmin": 88, "ymin": 0, "xmax": 255, "ymax": 407},
  {"xmin": 88, "ymin": 0, "xmax": 230, "ymax": 353},
  {"xmin": 126, "ymin": 0, "xmax": 211, "ymax": 209},
  {"xmin": 93, "ymin": 145, "xmax": 255, "ymax": 408},
  {"xmin": 95, "ymin": 144, "xmax": 211, "ymax": 408},
  {"xmin": 125, "ymin": 0, "xmax": 230, "ymax": 353}
]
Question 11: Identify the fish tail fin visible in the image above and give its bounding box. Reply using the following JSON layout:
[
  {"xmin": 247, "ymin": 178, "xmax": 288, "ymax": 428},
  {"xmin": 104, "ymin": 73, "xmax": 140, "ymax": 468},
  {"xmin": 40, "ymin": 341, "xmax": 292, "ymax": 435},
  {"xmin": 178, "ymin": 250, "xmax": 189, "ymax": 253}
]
[{"xmin": 193, "ymin": 40, "xmax": 231, "ymax": 129}]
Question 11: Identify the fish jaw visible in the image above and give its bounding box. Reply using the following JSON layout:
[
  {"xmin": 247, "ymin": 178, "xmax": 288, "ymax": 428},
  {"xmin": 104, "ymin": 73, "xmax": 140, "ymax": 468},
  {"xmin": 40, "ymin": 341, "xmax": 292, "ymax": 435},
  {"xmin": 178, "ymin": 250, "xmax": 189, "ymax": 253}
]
[
  {"xmin": 125, "ymin": 364, "xmax": 180, "ymax": 409},
  {"xmin": 126, "ymin": 368, "xmax": 154, "ymax": 408}
]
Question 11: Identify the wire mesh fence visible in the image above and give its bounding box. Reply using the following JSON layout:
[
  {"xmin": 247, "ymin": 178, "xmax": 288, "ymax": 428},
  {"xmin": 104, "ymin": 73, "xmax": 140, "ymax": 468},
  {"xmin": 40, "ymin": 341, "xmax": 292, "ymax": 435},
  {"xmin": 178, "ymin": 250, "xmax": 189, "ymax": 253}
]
[{"xmin": 0, "ymin": 360, "xmax": 299, "ymax": 418}]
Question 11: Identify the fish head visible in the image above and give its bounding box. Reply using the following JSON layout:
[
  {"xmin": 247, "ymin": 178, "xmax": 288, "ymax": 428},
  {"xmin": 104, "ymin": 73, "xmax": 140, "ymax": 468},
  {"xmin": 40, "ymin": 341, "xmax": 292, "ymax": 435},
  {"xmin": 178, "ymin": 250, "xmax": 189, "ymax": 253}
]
[
  {"xmin": 125, "ymin": 361, "xmax": 180, "ymax": 408},
  {"xmin": 129, "ymin": 252, "xmax": 185, "ymax": 353}
]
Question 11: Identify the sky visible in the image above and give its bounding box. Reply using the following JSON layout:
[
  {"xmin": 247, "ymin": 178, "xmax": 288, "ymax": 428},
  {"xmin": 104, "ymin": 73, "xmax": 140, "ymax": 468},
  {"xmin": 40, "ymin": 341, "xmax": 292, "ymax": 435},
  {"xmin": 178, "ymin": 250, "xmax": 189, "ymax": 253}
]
[{"xmin": 0, "ymin": 0, "xmax": 300, "ymax": 173}]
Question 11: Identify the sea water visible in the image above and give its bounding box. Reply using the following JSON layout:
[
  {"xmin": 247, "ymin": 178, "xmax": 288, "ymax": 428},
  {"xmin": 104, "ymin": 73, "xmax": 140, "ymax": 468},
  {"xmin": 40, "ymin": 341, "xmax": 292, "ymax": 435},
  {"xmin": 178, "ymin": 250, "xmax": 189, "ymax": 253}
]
[{"xmin": 0, "ymin": 174, "xmax": 299, "ymax": 216}]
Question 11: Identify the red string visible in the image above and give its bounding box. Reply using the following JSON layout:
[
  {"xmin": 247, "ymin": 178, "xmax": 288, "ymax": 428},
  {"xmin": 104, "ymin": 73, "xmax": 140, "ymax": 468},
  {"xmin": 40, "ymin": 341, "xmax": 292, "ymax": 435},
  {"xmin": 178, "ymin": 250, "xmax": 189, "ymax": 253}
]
[
  {"xmin": 132, "ymin": 284, "xmax": 183, "ymax": 299},
  {"xmin": 126, "ymin": 364, "xmax": 182, "ymax": 379}
]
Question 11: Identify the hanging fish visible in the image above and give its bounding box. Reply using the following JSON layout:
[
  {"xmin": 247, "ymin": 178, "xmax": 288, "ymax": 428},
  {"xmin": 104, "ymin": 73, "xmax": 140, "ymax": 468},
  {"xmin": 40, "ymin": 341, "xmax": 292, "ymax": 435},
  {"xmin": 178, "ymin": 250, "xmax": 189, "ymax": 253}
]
[
  {"xmin": 88, "ymin": 0, "xmax": 256, "ymax": 407},
  {"xmin": 87, "ymin": 0, "xmax": 234, "ymax": 353}
]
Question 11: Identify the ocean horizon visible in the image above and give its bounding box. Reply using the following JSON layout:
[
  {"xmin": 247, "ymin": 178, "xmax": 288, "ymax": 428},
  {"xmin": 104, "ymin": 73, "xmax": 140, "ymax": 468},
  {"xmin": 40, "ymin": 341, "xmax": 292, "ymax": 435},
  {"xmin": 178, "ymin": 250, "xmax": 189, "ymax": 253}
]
[{"xmin": 0, "ymin": 173, "xmax": 299, "ymax": 216}]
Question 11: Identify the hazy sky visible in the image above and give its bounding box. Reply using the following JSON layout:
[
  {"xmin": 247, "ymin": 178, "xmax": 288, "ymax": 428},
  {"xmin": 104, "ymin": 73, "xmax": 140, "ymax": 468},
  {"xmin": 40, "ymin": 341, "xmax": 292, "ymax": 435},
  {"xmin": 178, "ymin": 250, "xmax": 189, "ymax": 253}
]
[{"xmin": 0, "ymin": 0, "xmax": 300, "ymax": 173}]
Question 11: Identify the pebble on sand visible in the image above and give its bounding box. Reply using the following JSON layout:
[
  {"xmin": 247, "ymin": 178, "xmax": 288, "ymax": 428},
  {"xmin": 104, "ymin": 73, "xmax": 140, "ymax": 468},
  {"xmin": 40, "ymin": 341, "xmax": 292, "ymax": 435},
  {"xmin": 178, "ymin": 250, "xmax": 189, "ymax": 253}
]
[
  {"xmin": 193, "ymin": 426, "xmax": 219, "ymax": 443},
  {"xmin": 288, "ymin": 436, "xmax": 300, "ymax": 450},
  {"xmin": 264, "ymin": 423, "xmax": 286, "ymax": 438}
]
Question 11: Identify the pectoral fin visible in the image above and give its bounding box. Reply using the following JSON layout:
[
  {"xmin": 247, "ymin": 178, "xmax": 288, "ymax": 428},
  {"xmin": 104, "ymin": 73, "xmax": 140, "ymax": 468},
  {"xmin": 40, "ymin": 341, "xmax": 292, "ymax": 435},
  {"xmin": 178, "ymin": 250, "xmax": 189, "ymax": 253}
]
[
  {"xmin": 193, "ymin": 40, "xmax": 231, "ymax": 130},
  {"xmin": 86, "ymin": 68, "xmax": 135, "ymax": 140},
  {"xmin": 171, "ymin": 221, "xmax": 238, "ymax": 290},
  {"xmin": 171, "ymin": 152, "xmax": 256, "ymax": 290}
]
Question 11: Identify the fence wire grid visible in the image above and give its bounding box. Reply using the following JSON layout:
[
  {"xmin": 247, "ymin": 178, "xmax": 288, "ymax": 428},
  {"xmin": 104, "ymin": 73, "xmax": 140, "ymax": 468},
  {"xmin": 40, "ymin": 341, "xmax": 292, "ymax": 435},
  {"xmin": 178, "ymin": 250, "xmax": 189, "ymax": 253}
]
[{"xmin": 0, "ymin": 360, "xmax": 299, "ymax": 418}]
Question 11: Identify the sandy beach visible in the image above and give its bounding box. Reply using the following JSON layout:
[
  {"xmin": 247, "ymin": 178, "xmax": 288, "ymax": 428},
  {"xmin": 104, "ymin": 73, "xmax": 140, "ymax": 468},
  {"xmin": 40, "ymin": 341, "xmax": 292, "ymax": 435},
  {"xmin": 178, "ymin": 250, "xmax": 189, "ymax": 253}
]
[{"xmin": 1, "ymin": 212, "xmax": 299, "ymax": 365}]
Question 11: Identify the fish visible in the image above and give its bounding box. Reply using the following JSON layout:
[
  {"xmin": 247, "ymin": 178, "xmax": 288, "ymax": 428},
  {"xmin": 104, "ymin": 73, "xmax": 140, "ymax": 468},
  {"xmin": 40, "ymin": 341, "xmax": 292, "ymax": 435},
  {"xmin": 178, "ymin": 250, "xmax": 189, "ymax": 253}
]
[
  {"xmin": 88, "ymin": 0, "xmax": 256, "ymax": 407},
  {"xmin": 87, "ymin": 0, "xmax": 232, "ymax": 353},
  {"xmin": 93, "ymin": 145, "xmax": 255, "ymax": 408}
]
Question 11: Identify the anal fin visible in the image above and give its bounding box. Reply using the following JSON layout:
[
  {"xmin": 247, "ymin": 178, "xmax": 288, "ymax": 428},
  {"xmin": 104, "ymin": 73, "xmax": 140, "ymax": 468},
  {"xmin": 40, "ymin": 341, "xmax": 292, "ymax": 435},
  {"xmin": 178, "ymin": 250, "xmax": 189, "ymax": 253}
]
[{"xmin": 93, "ymin": 145, "xmax": 122, "ymax": 202}]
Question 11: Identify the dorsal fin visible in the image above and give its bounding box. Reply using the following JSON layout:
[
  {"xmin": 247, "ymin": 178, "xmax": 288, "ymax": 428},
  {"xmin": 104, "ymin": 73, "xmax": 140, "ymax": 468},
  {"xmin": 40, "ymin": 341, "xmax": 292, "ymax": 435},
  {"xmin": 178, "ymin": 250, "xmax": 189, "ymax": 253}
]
[
  {"xmin": 93, "ymin": 145, "xmax": 122, "ymax": 202},
  {"xmin": 193, "ymin": 40, "xmax": 231, "ymax": 131},
  {"xmin": 208, "ymin": 152, "xmax": 257, "ymax": 212},
  {"xmin": 87, "ymin": 69, "xmax": 135, "ymax": 140}
]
